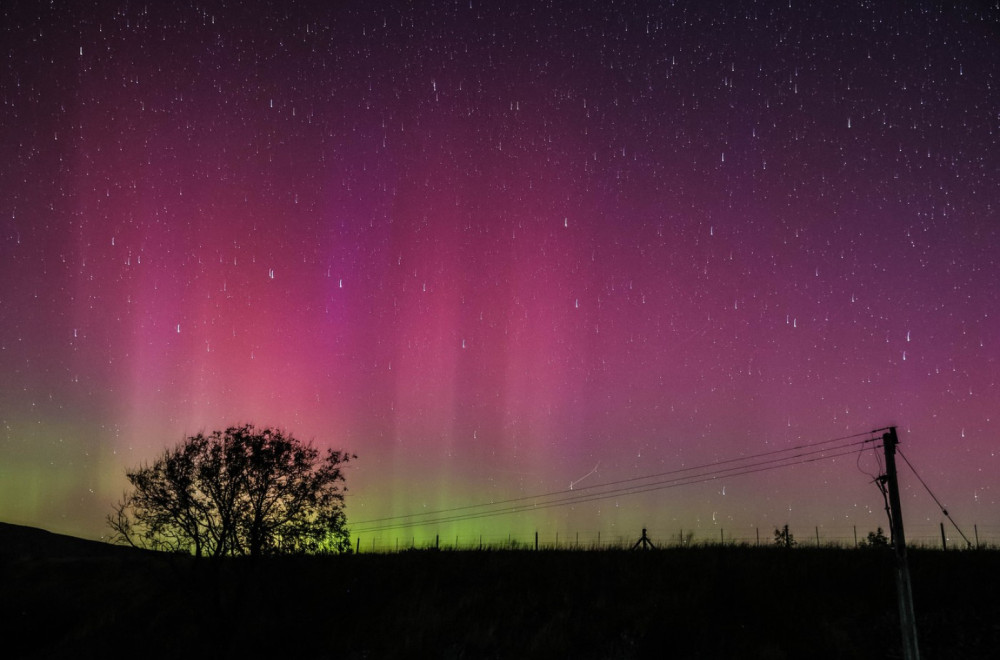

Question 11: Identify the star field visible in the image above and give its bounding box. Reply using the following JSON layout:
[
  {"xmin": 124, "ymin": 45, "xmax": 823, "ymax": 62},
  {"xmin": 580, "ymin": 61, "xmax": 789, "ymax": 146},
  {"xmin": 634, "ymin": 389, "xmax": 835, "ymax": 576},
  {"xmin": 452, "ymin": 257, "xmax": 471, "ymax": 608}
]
[{"xmin": 1, "ymin": 1, "xmax": 998, "ymax": 544}]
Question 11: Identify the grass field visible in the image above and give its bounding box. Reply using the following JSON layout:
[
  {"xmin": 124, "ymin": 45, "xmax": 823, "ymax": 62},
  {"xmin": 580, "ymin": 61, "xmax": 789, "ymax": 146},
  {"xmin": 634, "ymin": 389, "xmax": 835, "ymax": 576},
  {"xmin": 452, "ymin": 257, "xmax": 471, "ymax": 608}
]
[{"xmin": 2, "ymin": 525, "xmax": 998, "ymax": 659}]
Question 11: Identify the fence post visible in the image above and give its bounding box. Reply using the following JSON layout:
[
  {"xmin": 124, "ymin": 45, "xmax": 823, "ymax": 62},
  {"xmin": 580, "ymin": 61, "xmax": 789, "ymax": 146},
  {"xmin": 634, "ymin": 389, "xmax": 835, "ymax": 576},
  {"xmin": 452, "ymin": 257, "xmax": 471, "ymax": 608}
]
[
  {"xmin": 854, "ymin": 525, "xmax": 858, "ymax": 548},
  {"xmin": 816, "ymin": 526, "xmax": 820, "ymax": 546},
  {"xmin": 356, "ymin": 537, "xmax": 360, "ymax": 554},
  {"xmin": 535, "ymin": 531, "xmax": 539, "ymax": 551},
  {"xmin": 436, "ymin": 534, "xmax": 439, "ymax": 550},
  {"xmin": 975, "ymin": 524, "xmax": 979, "ymax": 549},
  {"xmin": 756, "ymin": 528, "xmax": 759, "ymax": 547},
  {"xmin": 940, "ymin": 523, "xmax": 946, "ymax": 551}
]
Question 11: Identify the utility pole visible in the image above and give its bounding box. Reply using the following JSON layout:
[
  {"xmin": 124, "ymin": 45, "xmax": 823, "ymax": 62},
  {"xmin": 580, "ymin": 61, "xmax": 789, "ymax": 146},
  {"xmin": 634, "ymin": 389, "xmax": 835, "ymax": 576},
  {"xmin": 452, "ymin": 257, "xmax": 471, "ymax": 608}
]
[{"xmin": 882, "ymin": 427, "xmax": 920, "ymax": 660}]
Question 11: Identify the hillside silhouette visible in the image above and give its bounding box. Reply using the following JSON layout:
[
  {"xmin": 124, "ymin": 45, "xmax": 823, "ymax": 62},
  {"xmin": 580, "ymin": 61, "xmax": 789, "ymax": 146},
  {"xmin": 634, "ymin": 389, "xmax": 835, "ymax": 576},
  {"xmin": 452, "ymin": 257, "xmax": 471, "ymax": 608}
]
[
  {"xmin": 2, "ymin": 522, "xmax": 998, "ymax": 659},
  {"xmin": 0, "ymin": 522, "xmax": 151, "ymax": 560}
]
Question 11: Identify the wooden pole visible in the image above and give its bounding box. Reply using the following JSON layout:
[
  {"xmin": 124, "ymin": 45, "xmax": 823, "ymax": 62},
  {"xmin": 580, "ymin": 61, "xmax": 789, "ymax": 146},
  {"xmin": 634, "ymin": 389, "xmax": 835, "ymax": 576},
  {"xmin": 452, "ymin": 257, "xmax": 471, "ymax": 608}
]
[
  {"xmin": 974, "ymin": 524, "xmax": 979, "ymax": 549},
  {"xmin": 940, "ymin": 523, "xmax": 947, "ymax": 551},
  {"xmin": 854, "ymin": 525, "xmax": 858, "ymax": 548},
  {"xmin": 816, "ymin": 526, "xmax": 820, "ymax": 546},
  {"xmin": 535, "ymin": 530, "xmax": 539, "ymax": 551},
  {"xmin": 356, "ymin": 536, "xmax": 360, "ymax": 554},
  {"xmin": 756, "ymin": 527, "xmax": 759, "ymax": 547},
  {"xmin": 883, "ymin": 427, "xmax": 921, "ymax": 660}
]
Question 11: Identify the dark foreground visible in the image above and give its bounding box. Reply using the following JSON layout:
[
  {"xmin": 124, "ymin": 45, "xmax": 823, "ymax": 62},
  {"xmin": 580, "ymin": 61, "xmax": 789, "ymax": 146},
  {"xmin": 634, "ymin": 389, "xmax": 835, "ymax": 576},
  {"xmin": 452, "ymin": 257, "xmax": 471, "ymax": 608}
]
[{"xmin": 2, "ymin": 526, "xmax": 998, "ymax": 659}]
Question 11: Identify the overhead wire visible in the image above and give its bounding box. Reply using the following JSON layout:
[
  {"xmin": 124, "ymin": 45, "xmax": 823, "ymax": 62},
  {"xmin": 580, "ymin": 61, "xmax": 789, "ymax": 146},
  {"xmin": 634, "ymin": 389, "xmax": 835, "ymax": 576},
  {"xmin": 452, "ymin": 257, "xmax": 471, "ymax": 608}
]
[
  {"xmin": 354, "ymin": 444, "xmax": 873, "ymax": 533},
  {"xmin": 898, "ymin": 448, "xmax": 972, "ymax": 548},
  {"xmin": 353, "ymin": 433, "xmax": 880, "ymax": 534},
  {"xmin": 354, "ymin": 430, "xmax": 877, "ymax": 527}
]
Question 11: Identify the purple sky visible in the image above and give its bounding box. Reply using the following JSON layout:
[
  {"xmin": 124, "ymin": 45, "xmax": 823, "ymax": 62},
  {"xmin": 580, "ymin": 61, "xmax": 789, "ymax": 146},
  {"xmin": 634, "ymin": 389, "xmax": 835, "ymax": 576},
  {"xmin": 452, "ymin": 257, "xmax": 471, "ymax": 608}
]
[{"xmin": 1, "ymin": 1, "xmax": 997, "ymax": 546}]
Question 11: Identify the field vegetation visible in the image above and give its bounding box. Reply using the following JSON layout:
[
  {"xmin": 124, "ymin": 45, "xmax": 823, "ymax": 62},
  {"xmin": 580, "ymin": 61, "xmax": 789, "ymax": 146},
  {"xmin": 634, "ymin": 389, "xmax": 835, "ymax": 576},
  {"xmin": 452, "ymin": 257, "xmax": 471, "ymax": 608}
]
[{"xmin": 2, "ymin": 524, "xmax": 998, "ymax": 659}]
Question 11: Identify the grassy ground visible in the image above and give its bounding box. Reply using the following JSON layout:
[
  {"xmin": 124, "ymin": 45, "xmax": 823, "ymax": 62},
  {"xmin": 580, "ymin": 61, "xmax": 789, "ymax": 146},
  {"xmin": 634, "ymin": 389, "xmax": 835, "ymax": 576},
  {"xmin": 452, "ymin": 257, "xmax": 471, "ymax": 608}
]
[{"xmin": 2, "ymin": 541, "xmax": 998, "ymax": 659}]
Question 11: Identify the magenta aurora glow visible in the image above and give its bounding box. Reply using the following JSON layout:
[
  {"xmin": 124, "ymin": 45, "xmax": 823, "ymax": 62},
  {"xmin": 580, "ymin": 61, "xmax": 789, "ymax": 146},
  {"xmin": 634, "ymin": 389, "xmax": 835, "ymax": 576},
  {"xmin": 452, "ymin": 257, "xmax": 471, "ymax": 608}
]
[{"xmin": 1, "ymin": 1, "xmax": 998, "ymax": 547}]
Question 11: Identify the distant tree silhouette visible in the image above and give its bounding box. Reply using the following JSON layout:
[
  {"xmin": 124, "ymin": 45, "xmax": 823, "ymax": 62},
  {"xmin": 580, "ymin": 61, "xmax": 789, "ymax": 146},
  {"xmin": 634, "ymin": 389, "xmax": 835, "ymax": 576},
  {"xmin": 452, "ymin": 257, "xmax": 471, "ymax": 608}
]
[
  {"xmin": 107, "ymin": 424, "xmax": 354, "ymax": 556},
  {"xmin": 859, "ymin": 527, "xmax": 889, "ymax": 549},
  {"xmin": 774, "ymin": 524, "xmax": 796, "ymax": 548}
]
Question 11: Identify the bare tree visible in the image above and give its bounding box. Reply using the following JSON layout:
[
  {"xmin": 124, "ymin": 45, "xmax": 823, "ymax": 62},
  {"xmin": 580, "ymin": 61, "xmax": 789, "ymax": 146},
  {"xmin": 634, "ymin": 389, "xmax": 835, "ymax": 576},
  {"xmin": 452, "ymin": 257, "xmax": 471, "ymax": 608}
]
[{"xmin": 108, "ymin": 425, "xmax": 354, "ymax": 556}]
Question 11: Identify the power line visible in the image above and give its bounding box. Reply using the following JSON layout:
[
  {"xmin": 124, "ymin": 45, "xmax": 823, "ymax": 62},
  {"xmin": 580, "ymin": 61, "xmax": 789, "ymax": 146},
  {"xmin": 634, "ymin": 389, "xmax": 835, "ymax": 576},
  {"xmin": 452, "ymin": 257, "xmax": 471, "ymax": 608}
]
[
  {"xmin": 353, "ymin": 444, "xmax": 872, "ymax": 533},
  {"xmin": 898, "ymin": 448, "xmax": 972, "ymax": 548},
  {"xmin": 372, "ymin": 446, "xmax": 873, "ymax": 532},
  {"xmin": 353, "ymin": 438, "xmax": 877, "ymax": 533},
  {"xmin": 353, "ymin": 430, "xmax": 878, "ymax": 528}
]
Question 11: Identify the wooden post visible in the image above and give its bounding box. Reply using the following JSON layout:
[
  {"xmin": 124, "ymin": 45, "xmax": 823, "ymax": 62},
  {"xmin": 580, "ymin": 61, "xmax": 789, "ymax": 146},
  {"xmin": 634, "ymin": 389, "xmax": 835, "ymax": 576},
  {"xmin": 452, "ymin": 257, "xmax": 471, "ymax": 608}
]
[
  {"xmin": 940, "ymin": 523, "xmax": 947, "ymax": 551},
  {"xmin": 854, "ymin": 525, "xmax": 858, "ymax": 548},
  {"xmin": 883, "ymin": 427, "xmax": 921, "ymax": 660},
  {"xmin": 974, "ymin": 524, "xmax": 979, "ymax": 549},
  {"xmin": 816, "ymin": 526, "xmax": 820, "ymax": 546},
  {"xmin": 535, "ymin": 530, "xmax": 539, "ymax": 551},
  {"xmin": 756, "ymin": 527, "xmax": 760, "ymax": 547},
  {"xmin": 356, "ymin": 536, "xmax": 360, "ymax": 554},
  {"xmin": 435, "ymin": 534, "xmax": 439, "ymax": 550},
  {"xmin": 720, "ymin": 528, "xmax": 724, "ymax": 545},
  {"xmin": 598, "ymin": 531, "xmax": 601, "ymax": 548}
]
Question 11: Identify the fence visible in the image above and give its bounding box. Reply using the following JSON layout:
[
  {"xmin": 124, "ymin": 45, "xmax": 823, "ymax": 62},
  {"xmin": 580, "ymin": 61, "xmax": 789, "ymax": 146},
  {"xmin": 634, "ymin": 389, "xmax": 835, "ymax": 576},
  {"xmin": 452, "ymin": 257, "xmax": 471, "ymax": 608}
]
[{"xmin": 351, "ymin": 523, "xmax": 1000, "ymax": 554}]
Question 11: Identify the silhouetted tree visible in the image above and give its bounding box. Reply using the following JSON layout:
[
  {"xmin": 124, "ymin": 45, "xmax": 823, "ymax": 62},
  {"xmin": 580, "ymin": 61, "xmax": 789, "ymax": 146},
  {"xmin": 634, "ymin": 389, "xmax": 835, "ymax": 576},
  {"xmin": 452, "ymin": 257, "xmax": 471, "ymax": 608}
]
[
  {"xmin": 774, "ymin": 524, "xmax": 796, "ymax": 548},
  {"xmin": 859, "ymin": 527, "xmax": 889, "ymax": 549},
  {"xmin": 108, "ymin": 425, "xmax": 354, "ymax": 556}
]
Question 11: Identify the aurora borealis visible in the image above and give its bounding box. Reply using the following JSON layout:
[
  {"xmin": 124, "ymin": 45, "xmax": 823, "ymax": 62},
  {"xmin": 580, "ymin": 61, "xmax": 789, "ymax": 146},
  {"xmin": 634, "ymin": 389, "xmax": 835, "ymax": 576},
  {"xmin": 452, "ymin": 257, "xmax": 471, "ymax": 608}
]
[{"xmin": 2, "ymin": 1, "xmax": 998, "ymax": 546}]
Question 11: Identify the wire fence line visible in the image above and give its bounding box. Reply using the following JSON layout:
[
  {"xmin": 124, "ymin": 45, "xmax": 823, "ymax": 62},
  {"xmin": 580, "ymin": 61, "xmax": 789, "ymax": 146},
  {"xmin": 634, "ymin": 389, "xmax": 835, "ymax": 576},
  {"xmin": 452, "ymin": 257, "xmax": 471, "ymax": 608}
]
[{"xmin": 350, "ymin": 522, "xmax": 1000, "ymax": 554}]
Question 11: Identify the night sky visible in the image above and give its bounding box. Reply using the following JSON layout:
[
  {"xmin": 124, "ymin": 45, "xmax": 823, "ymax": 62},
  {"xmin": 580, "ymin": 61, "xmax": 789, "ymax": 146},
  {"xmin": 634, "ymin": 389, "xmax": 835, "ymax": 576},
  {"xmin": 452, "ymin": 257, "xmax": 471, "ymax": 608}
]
[{"xmin": 2, "ymin": 1, "xmax": 997, "ymax": 546}]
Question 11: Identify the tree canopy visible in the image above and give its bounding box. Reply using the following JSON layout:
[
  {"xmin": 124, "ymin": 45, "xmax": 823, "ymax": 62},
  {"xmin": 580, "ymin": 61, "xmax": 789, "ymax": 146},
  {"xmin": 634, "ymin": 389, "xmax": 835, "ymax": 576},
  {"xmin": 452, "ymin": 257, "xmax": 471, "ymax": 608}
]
[{"xmin": 108, "ymin": 425, "xmax": 354, "ymax": 556}]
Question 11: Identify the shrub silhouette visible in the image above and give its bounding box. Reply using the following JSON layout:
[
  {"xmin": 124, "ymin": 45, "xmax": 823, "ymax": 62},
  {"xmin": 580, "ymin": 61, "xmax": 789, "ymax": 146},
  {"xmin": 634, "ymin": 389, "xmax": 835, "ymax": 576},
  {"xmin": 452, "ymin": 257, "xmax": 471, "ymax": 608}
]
[
  {"xmin": 859, "ymin": 527, "xmax": 889, "ymax": 549},
  {"xmin": 774, "ymin": 524, "xmax": 796, "ymax": 548},
  {"xmin": 108, "ymin": 424, "xmax": 354, "ymax": 556}
]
